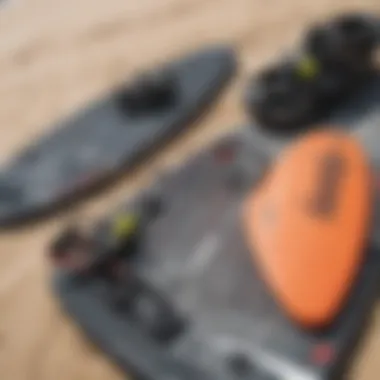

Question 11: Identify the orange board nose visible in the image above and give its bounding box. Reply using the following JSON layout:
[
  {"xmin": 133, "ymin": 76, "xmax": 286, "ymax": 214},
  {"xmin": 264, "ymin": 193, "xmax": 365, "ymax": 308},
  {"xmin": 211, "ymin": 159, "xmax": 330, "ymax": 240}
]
[{"xmin": 242, "ymin": 129, "xmax": 373, "ymax": 329}]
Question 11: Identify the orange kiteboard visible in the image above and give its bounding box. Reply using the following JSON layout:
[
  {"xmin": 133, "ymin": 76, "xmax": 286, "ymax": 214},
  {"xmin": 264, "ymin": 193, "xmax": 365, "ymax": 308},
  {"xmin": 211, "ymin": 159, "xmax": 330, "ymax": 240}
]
[{"xmin": 242, "ymin": 128, "xmax": 373, "ymax": 329}]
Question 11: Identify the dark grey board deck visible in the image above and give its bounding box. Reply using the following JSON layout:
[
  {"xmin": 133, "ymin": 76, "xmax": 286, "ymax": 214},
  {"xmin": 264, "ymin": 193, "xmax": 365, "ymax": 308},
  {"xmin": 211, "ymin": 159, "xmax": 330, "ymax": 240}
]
[
  {"xmin": 0, "ymin": 45, "xmax": 236, "ymax": 228},
  {"xmin": 52, "ymin": 124, "xmax": 380, "ymax": 380}
]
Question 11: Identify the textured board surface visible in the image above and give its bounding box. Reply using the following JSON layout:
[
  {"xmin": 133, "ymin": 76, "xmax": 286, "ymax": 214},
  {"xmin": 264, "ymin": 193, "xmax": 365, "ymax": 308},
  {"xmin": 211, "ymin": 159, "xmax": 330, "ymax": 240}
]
[
  {"xmin": 53, "ymin": 130, "xmax": 265, "ymax": 379},
  {"xmin": 0, "ymin": 46, "xmax": 236, "ymax": 227},
  {"xmin": 53, "ymin": 126, "xmax": 380, "ymax": 380}
]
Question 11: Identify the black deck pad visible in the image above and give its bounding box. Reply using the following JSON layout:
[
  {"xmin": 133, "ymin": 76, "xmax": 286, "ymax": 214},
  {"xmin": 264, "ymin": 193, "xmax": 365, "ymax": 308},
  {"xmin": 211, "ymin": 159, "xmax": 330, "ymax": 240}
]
[
  {"xmin": 52, "ymin": 124, "xmax": 380, "ymax": 380},
  {"xmin": 0, "ymin": 45, "xmax": 236, "ymax": 228}
]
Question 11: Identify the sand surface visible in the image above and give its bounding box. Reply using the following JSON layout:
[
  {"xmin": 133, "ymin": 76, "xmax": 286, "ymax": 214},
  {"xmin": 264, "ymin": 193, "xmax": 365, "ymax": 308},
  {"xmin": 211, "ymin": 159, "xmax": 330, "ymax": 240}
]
[{"xmin": 0, "ymin": 0, "xmax": 380, "ymax": 379}]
